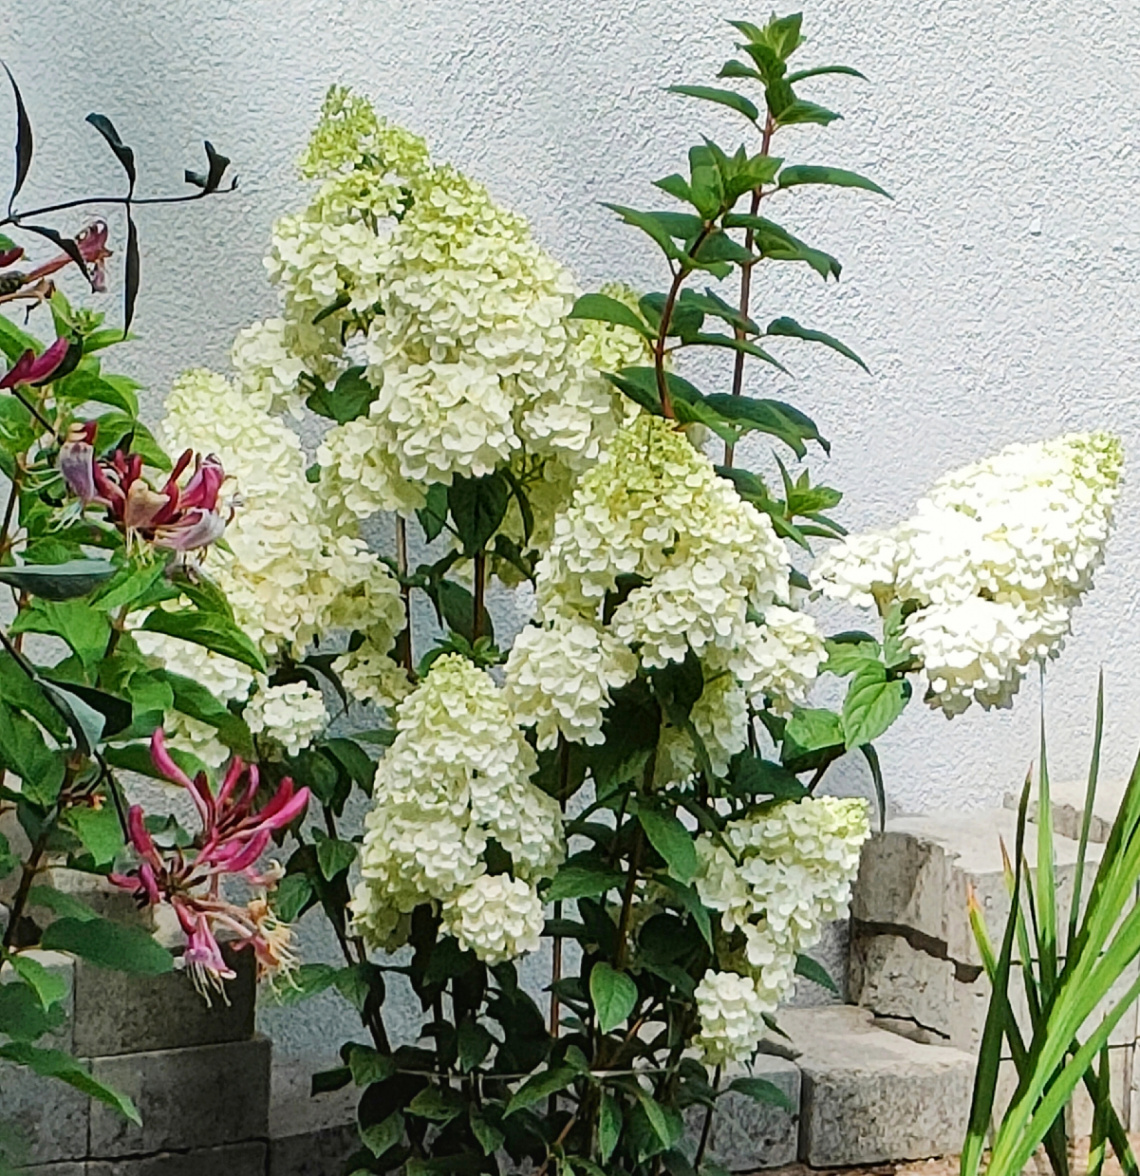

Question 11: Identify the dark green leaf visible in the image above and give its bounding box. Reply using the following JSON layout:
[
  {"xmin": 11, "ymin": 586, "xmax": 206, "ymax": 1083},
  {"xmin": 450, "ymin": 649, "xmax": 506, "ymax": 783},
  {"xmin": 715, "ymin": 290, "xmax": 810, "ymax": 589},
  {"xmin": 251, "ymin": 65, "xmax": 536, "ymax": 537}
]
[
  {"xmin": 544, "ymin": 862, "xmax": 626, "ymax": 902},
  {"xmin": 274, "ymin": 873, "xmax": 314, "ymax": 922},
  {"xmin": 727, "ymin": 752, "xmax": 807, "ymax": 801},
  {"xmin": 842, "ymin": 662, "xmax": 911, "ymax": 750},
  {"xmin": 859, "ymin": 743, "xmax": 887, "ymax": 832},
  {"xmin": 316, "ymin": 835, "xmax": 358, "ymax": 881},
  {"xmin": 348, "ymin": 1043, "xmax": 396, "ymax": 1086},
  {"xmin": 590, "ymin": 962, "xmax": 638, "ymax": 1033},
  {"xmin": 458, "ymin": 1018, "xmax": 493, "ymax": 1072},
  {"xmin": 0, "ymin": 1042, "xmax": 141, "ymax": 1123},
  {"xmin": 417, "ymin": 483, "xmax": 450, "ymax": 543},
  {"xmin": 360, "ymin": 1111, "xmax": 404, "ymax": 1159},
  {"xmin": 41, "ymin": 917, "xmax": 174, "ymax": 975},
  {"xmin": 638, "ymin": 807, "xmax": 697, "ymax": 884},
  {"xmin": 599, "ymin": 1093, "xmax": 623, "ymax": 1162},
  {"xmin": 0, "ymin": 559, "xmax": 115, "ymax": 601},
  {"xmin": 505, "ymin": 1064, "xmax": 578, "ymax": 1116},
  {"xmin": 470, "ymin": 1108, "xmax": 505, "ymax": 1155},
  {"xmin": 53, "ymin": 369, "xmax": 138, "ymax": 415},
  {"xmin": 766, "ymin": 316, "xmax": 868, "ymax": 372},
  {"xmin": 782, "ymin": 706, "xmax": 845, "ymax": 771},
  {"xmin": 65, "ymin": 802, "xmax": 125, "ymax": 868},
  {"xmin": 272, "ymin": 963, "xmax": 340, "ymax": 1006},
  {"xmin": 778, "ymin": 164, "xmax": 888, "ymax": 198},
  {"xmin": 569, "ymin": 293, "xmax": 653, "ymax": 339},
  {"xmin": 3, "ymin": 65, "xmax": 33, "ymax": 210},
  {"xmin": 310, "ymin": 1065, "xmax": 352, "ymax": 1095},
  {"xmin": 407, "ymin": 1085, "xmax": 464, "ymax": 1124},
  {"xmin": 723, "ymin": 213, "xmax": 842, "ymax": 281},
  {"xmin": 27, "ymin": 885, "xmax": 98, "ymax": 921},
  {"xmin": 795, "ymin": 953, "xmax": 839, "ymax": 994},
  {"xmin": 702, "ymin": 393, "xmax": 829, "ymax": 457},
  {"xmin": 448, "ymin": 472, "xmax": 510, "ymax": 556},
  {"xmin": 306, "ymin": 365, "xmax": 377, "ymax": 424},
  {"xmin": 10, "ymin": 954, "xmax": 68, "ymax": 1010},
  {"xmin": 667, "ymin": 84, "xmax": 759, "ymax": 122},
  {"xmin": 0, "ymin": 978, "xmax": 65, "ymax": 1040},
  {"xmin": 0, "ymin": 701, "xmax": 65, "ymax": 805},
  {"xmin": 140, "ymin": 608, "xmax": 266, "ymax": 673},
  {"xmin": 785, "ymin": 64, "xmax": 868, "ymax": 85},
  {"xmin": 719, "ymin": 59, "xmax": 762, "ymax": 81},
  {"xmin": 726, "ymin": 1075, "xmax": 796, "ymax": 1113},
  {"xmin": 0, "ymin": 830, "xmax": 15, "ymax": 881},
  {"xmin": 601, "ymin": 205, "xmax": 683, "ymax": 260},
  {"xmin": 773, "ymin": 99, "xmax": 842, "ymax": 127}
]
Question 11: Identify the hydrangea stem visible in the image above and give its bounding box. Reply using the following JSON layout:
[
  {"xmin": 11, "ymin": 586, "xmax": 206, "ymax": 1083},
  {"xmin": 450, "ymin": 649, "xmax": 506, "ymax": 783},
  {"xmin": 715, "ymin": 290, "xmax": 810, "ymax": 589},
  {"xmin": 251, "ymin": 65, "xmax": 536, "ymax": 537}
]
[
  {"xmin": 472, "ymin": 550, "xmax": 487, "ymax": 641},
  {"xmin": 724, "ymin": 114, "xmax": 775, "ymax": 468},
  {"xmin": 395, "ymin": 516, "xmax": 413, "ymax": 672}
]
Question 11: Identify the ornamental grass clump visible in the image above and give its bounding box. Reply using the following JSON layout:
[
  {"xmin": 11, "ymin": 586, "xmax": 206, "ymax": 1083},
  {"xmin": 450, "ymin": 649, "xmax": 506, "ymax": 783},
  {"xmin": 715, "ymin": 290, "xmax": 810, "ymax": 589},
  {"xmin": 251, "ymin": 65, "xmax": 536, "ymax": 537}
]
[{"xmin": 0, "ymin": 13, "xmax": 1125, "ymax": 1176}]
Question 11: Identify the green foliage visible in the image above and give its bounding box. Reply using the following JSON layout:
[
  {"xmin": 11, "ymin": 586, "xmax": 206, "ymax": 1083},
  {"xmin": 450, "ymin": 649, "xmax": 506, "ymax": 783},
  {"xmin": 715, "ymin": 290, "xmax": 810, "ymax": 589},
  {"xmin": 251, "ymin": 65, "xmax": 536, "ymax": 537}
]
[{"xmin": 965, "ymin": 679, "xmax": 1140, "ymax": 1176}]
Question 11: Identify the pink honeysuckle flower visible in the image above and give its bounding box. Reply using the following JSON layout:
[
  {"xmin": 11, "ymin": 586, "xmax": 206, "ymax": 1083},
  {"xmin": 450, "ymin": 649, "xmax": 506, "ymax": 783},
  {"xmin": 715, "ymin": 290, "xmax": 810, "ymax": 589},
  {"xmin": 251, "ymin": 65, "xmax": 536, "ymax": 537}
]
[
  {"xmin": 22, "ymin": 220, "xmax": 113, "ymax": 292},
  {"xmin": 0, "ymin": 245, "xmax": 24, "ymax": 268},
  {"xmin": 110, "ymin": 730, "xmax": 311, "ymax": 1000},
  {"xmin": 59, "ymin": 424, "xmax": 230, "ymax": 556},
  {"xmin": 0, "ymin": 335, "xmax": 70, "ymax": 390}
]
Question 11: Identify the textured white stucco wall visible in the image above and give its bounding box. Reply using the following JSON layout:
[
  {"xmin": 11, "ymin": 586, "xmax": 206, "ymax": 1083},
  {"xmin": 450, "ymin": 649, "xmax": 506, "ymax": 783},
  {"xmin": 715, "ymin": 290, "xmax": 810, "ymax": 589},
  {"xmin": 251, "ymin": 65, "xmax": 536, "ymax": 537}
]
[{"xmin": 7, "ymin": 0, "xmax": 1140, "ymax": 1096}]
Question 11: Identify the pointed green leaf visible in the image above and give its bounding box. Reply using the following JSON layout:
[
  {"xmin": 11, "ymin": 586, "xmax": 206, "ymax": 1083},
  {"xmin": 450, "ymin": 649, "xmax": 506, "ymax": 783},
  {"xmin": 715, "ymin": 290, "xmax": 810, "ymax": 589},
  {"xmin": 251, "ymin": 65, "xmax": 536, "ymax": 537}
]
[
  {"xmin": 766, "ymin": 316, "xmax": 868, "ymax": 371},
  {"xmin": 794, "ymin": 953, "xmax": 839, "ymax": 994},
  {"xmin": 139, "ymin": 608, "xmax": 266, "ymax": 673},
  {"xmin": 10, "ymin": 955, "xmax": 68, "ymax": 1010},
  {"xmin": 785, "ymin": 64, "xmax": 868, "ymax": 85},
  {"xmin": 41, "ymin": 917, "xmax": 174, "ymax": 975},
  {"xmin": 725, "ymin": 1075, "xmax": 796, "ymax": 1113},
  {"xmin": 0, "ymin": 1042, "xmax": 141, "ymax": 1123},
  {"xmin": 599, "ymin": 1092, "xmax": 622, "ymax": 1162},
  {"xmin": 0, "ymin": 559, "xmax": 115, "ymax": 601},
  {"xmin": 667, "ymin": 84, "xmax": 758, "ymax": 122},
  {"xmin": 569, "ymin": 293, "xmax": 653, "ymax": 339},
  {"xmin": 778, "ymin": 164, "xmax": 889, "ymax": 198},
  {"xmin": 590, "ymin": 962, "xmax": 638, "ymax": 1033},
  {"xmin": 638, "ymin": 807, "xmax": 697, "ymax": 884},
  {"xmin": 841, "ymin": 662, "xmax": 910, "ymax": 750}
]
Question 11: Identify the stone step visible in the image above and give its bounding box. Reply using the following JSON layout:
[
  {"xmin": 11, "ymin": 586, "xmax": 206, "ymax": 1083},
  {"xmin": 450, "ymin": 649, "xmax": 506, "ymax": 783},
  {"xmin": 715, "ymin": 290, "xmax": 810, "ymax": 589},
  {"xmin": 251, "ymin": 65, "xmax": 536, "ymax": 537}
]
[
  {"xmin": 852, "ymin": 809, "xmax": 1103, "ymax": 970},
  {"xmin": 775, "ymin": 1004, "xmax": 976, "ymax": 1166}
]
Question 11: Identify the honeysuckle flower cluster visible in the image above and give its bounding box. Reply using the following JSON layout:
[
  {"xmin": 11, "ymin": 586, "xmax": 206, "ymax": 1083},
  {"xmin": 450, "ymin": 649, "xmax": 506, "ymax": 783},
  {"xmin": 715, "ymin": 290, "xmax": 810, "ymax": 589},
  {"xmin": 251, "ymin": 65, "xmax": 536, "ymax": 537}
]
[
  {"xmin": 508, "ymin": 413, "xmax": 827, "ymax": 760},
  {"xmin": 814, "ymin": 432, "xmax": 1123, "ymax": 715},
  {"xmin": 60, "ymin": 422, "xmax": 229, "ymax": 554},
  {"xmin": 351, "ymin": 654, "xmax": 565, "ymax": 962},
  {"xmin": 111, "ymin": 730, "xmax": 310, "ymax": 998},
  {"xmin": 692, "ymin": 797, "xmax": 870, "ymax": 1063}
]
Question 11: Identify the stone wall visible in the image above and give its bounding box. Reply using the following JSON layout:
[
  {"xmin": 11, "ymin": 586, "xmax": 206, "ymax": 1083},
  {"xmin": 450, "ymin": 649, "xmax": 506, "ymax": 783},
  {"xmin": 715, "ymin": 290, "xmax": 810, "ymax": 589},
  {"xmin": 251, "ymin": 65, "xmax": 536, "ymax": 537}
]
[{"xmin": 6, "ymin": 784, "xmax": 1134, "ymax": 1173}]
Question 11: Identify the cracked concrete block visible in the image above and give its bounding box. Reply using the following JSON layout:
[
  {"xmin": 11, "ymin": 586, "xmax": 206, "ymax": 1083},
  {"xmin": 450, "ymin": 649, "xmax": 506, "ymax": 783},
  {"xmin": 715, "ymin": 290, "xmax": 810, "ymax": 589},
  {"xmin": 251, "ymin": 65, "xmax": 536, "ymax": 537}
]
[
  {"xmin": 682, "ymin": 1054, "xmax": 801, "ymax": 1171},
  {"xmin": 851, "ymin": 925, "xmax": 1140, "ymax": 1054},
  {"xmin": 776, "ymin": 1005, "xmax": 974, "ymax": 1165},
  {"xmin": 88, "ymin": 1035, "xmax": 271, "ymax": 1157},
  {"xmin": 87, "ymin": 1141, "xmax": 268, "ymax": 1176},
  {"xmin": 12, "ymin": 1165, "xmax": 86, "ymax": 1175},
  {"xmin": 73, "ymin": 941, "xmax": 255, "ymax": 1057},
  {"xmin": 852, "ymin": 810, "xmax": 1103, "ymax": 969},
  {"xmin": 269, "ymin": 1124, "xmax": 360, "ymax": 1176}
]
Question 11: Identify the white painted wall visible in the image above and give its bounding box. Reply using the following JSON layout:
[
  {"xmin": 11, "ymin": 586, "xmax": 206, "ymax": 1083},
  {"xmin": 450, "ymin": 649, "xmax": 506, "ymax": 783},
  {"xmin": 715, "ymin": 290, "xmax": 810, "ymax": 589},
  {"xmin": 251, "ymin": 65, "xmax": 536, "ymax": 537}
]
[{"xmin": 6, "ymin": 5, "xmax": 1140, "ymax": 819}]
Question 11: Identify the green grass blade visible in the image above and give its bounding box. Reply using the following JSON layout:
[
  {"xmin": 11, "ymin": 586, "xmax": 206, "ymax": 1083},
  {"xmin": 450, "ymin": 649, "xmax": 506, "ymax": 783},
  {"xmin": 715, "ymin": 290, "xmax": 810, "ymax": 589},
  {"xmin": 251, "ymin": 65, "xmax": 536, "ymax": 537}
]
[
  {"xmin": 1036, "ymin": 705, "xmax": 1058, "ymax": 999},
  {"xmin": 1069, "ymin": 671, "xmax": 1105, "ymax": 954},
  {"xmin": 961, "ymin": 773, "xmax": 1031, "ymax": 1176},
  {"xmin": 1086, "ymin": 1046, "xmax": 1110, "ymax": 1176}
]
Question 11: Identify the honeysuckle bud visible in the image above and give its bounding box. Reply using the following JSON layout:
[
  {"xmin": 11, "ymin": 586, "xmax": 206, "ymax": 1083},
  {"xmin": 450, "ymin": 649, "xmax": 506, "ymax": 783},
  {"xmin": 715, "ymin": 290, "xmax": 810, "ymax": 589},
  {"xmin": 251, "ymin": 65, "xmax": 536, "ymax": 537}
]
[
  {"xmin": 22, "ymin": 220, "xmax": 113, "ymax": 292},
  {"xmin": 0, "ymin": 336, "xmax": 69, "ymax": 389}
]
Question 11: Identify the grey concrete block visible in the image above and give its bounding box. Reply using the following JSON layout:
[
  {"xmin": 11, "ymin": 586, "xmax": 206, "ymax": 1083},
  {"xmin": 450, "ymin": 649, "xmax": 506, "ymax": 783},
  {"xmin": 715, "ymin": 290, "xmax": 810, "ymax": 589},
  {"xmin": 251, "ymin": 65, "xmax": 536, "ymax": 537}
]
[
  {"xmin": 776, "ymin": 1005, "xmax": 975, "ymax": 1165},
  {"xmin": 88, "ymin": 1036, "xmax": 271, "ymax": 1157},
  {"xmin": 852, "ymin": 810, "xmax": 1103, "ymax": 968},
  {"xmin": 73, "ymin": 942, "xmax": 255, "ymax": 1057},
  {"xmin": 87, "ymin": 1141, "xmax": 268, "ymax": 1176},
  {"xmin": 269, "ymin": 1124, "xmax": 359, "ymax": 1176},
  {"xmin": 0, "ymin": 1055, "xmax": 88, "ymax": 1165},
  {"xmin": 268, "ymin": 1056, "xmax": 358, "ymax": 1141},
  {"xmin": 682, "ymin": 1054, "xmax": 800, "ymax": 1171}
]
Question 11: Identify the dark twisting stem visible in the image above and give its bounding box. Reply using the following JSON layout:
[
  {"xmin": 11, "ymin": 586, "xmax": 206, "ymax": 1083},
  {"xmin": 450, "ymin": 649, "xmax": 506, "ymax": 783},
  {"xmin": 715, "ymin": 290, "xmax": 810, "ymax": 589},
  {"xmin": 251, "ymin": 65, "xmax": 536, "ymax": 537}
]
[
  {"xmin": 653, "ymin": 224, "xmax": 715, "ymax": 421},
  {"xmin": 395, "ymin": 516, "xmax": 414, "ymax": 673},
  {"xmin": 694, "ymin": 1065, "xmax": 723, "ymax": 1168},
  {"xmin": 0, "ymin": 186, "xmax": 238, "ymax": 230},
  {"xmin": 472, "ymin": 550, "xmax": 487, "ymax": 641}
]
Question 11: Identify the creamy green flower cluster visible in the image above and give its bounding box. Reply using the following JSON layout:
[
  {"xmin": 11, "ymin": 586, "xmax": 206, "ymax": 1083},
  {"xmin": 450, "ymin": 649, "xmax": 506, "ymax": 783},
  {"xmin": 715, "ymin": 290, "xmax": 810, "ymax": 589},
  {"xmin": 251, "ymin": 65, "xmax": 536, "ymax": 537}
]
[
  {"xmin": 506, "ymin": 414, "xmax": 826, "ymax": 764},
  {"xmin": 351, "ymin": 655, "xmax": 564, "ymax": 962},
  {"xmin": 815, "ymin": 432, "xmax": 1123, "ymax": 715},
  {"xmin": 693, "ymin": 798, "xmax": 870, "ymax": 1063}
]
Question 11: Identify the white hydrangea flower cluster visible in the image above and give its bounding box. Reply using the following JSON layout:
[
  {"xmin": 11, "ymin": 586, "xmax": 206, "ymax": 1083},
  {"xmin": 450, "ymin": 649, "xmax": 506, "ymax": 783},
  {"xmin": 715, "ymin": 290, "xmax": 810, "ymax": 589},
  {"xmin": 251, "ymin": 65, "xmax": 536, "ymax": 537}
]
[
  {"xmin": 351, "ymin": 655, "xmax": 564, "ymax": 962},
  {"xmin": 508, "ymin": 414, "xmax": 825, "ymax": 757},
  {"xmin": 440, "ymin": 873, "xmax": 546, "ymax": 965},
  {"xmin": 503, "ymin": 613, "xmax": 639, "ymax": 749},
  {"xmin": 230, "ymin": 318, "xmax": 309, "ymax": 419},
  {"xmin": 244, "ymin": 681, "xmax": 329, "ymax": 757},
  {"xmin": 692, "ymin": 797, "xmax": 870, "ymax": 1063},
  {"xmin": 815, "ymin": 433, "xmax": 1123, "ymax": 715}
]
